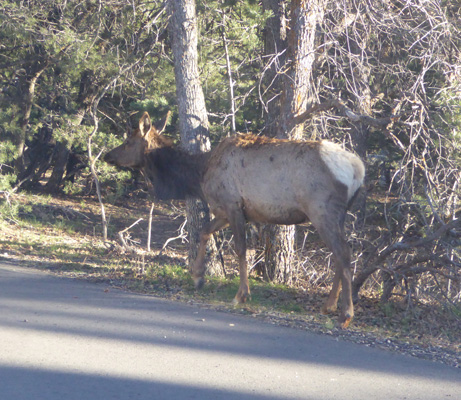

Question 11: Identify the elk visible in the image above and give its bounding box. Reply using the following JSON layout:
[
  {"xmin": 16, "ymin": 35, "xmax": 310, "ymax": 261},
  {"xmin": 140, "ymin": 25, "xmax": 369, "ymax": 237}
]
[{"xmin": 104, "ymin": 112, "xmax": 365, "ymax": 328}]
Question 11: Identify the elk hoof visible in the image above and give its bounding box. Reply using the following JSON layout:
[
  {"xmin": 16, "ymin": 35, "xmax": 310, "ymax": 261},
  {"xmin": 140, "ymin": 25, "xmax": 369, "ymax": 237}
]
[
  {"xmin": 321, "ymin": 303, "xmax": 337, "ymax": 315},
  {"xmin": 337, "ymin": 314, "xmax": 353, "ymax": 329},
  {"xmin": 232, "ymin": 292, "xmax": 249, "ymax": 305},
  {"xmin": 194, "ymin": 277, "xmax": 205, "ymax": 290}
]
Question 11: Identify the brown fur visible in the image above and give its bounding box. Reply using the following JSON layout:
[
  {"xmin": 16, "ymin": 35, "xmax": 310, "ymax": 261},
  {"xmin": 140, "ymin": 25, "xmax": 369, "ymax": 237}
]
[
  {"xmin": 233, "ymin": 133, "xmax": 318, "ymax": 148},
  {"xmin": 105, "ymin": 112, "xmax": 365, "ymax": 329}
]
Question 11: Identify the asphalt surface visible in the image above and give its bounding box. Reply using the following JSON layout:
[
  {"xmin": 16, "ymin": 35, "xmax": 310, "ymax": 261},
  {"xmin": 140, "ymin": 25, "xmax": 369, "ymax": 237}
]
[{"xmin": 0, "ymin": 261, "xmax": 459, "ymax": 400}]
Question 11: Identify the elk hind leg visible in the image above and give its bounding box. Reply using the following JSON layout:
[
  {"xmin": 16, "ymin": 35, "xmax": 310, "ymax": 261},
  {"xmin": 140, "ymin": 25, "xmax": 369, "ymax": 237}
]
[
  {"xmin": 311, "ymin": 211, "xmax": 354, "ymax": 328},
  {"xmin": 327, "ymin": 234, "xmax": 353, "ymax": 328},
  {"xmin": 191, "ymin": 217, "xmax": 228, "ymax": 289},
  {"xmin": 227, "ymin": 209, "xmax": 250, "ymax": 304},
  {"xmin": 322, "ymin": 268, "xmax": 342, "ymax": 314}
]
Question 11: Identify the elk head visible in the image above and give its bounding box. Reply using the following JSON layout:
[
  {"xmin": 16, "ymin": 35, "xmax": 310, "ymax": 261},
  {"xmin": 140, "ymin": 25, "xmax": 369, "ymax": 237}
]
[{"xmin": 104, "ymin": 111, "xmax": 172, "ymax": 169}]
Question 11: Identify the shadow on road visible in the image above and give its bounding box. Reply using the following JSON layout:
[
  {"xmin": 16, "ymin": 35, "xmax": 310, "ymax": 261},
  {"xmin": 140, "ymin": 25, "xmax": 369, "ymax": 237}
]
[
  {"xmin": 0, "ymin": 365, "xmax": 296, "ymax": 400},
  {"xmin": 0, "ymin": 261, "xmax": 459, "ymax": 400}
]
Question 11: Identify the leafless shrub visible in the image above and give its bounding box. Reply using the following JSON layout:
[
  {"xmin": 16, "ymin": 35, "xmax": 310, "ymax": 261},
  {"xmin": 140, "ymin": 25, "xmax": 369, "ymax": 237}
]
[{"xmin": 291, "ymin": 0, "xmax": 461, "ymax": 308}]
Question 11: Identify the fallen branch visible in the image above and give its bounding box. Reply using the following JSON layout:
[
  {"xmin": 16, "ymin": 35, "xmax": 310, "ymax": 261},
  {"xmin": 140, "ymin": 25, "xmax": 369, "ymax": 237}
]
[
  {"xmin": 159, "ymin": 218, "xmax": 188, "ymax": 255},
  {"xmin": 353, "ymin": 219, "xmax": 460, "ymax": 296},
  {"xmin": 378, "ymin": 219, "xmax": 460, "ymax": 258},
  {"xmin": 147, "ymin": 202, "xmax": 155, "ymax": 252},
  {"xmin": 118, "ymin": 218, "xmax": 144, "ymax": 253}
]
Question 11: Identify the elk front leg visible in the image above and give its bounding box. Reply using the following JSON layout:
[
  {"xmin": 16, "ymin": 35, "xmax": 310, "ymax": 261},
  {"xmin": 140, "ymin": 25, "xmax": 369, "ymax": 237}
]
[{"xmin": 191, "ymin": 217, "xmax": 228, "ymax": 289}]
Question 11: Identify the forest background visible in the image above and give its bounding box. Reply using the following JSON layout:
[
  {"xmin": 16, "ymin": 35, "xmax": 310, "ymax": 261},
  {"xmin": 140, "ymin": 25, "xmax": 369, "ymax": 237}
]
[{"xmin": 0, "ymin": 0, "xmax": 460, "ymax": 357}]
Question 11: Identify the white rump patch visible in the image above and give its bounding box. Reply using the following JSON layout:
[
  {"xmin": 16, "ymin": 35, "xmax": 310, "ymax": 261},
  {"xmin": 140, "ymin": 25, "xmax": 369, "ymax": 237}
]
[{"xmin": 319, "ymin": 141, "xmax": 365, "ymax": 200}]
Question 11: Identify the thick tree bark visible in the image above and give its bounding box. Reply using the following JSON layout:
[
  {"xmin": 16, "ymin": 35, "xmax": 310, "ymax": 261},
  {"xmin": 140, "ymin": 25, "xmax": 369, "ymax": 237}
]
[
  {"xmin": 169, "ymin": 0, "xmax": 223, "ymax": 277},
  {"xmin": 281, "ymin": 0, "xmax": 326, "ymax": 138},
  {"xmin": 260, "ymin": 0, "xmax": 290, "ymax": 284},
  {"xmin": 261, "ymin": 0, "xmax": 287, "ymax": 138},
  {"xmin": 262, "ymin": 0, "xmax": 326, "ymax": 285}
]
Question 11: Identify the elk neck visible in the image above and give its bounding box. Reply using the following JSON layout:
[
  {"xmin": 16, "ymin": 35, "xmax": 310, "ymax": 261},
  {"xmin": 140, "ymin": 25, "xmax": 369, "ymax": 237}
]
[{"xmin": 143, "ymin": 146, "xmax": 211, "ymax": 201}]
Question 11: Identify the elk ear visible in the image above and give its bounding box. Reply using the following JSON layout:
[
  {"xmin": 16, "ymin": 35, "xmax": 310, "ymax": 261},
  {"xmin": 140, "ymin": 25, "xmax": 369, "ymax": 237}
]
[
  {"xmin": 155, "ymin": 111, "xmax": 172, "ymax": 135},
  {"xmin": 139, "ymin": 112, "xmax": 152, "ymax": 138}
]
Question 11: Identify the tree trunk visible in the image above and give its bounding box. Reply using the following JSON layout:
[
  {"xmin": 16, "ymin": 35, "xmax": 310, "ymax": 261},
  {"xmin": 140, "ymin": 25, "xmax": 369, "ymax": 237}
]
[
  {"xmin": 44, "ymin": 142, "xmax": 70, "ymax": 193},
  {"xmin": 281, "ymin": 0, "xmax": 326, "ymax": 139},
  {"xmin": 44, "ymin": 109, "xmax": 86, "ymax": 193},
  {"xmin": 261, "ymin": 0, "xmax": 287, "ymax": 138},
  {"xmin": 17, "ymin": 124, "xmax": 53, "ymax": 187},
  {"xmin": 169, "ymin": 0, "xmax": 223, "ymax": 277},
  {"xmin": 262, "ymin": 0, "xmax": 326, "ymax": 285},
  {"xmin": 14, "ymin": 60, "xmax": 48, "ymax": 174},
  {"xmin": 263, "ymin": 224, "xmax": 296, "ymax": 285}
]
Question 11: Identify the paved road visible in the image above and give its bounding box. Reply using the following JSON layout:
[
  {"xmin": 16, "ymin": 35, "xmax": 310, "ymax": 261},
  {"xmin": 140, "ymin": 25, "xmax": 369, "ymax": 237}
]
[{"xmin": 0, "ymin": 261, "xmax": 459, "ymax": 400}]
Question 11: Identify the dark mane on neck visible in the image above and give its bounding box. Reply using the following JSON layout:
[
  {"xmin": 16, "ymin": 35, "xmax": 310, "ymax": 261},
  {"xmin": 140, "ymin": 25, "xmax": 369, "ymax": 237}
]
[{"xmin": 143, "ymin": 147, "xmax": 210, "ymax": 200}]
